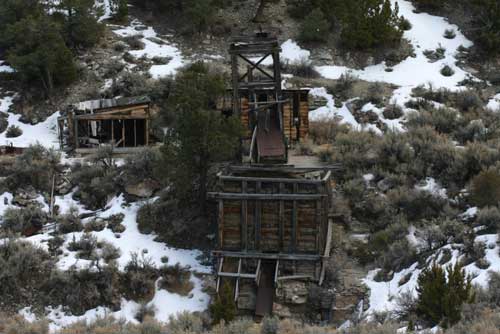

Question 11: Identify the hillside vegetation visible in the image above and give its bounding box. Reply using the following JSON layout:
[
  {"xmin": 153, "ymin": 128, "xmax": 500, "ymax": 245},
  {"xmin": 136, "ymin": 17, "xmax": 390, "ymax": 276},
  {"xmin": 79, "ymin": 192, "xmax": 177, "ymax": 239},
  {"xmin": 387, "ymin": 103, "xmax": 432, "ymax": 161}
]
[{"xmin": 0, "ymin": 0, "xmax": 498, "ymax": 332}]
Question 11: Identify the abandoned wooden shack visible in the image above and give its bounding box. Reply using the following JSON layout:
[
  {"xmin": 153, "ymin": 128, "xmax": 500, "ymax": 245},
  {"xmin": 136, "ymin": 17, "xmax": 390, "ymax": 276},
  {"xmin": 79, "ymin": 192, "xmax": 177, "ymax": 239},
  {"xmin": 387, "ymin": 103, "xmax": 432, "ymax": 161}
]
[
  {"xmin": 209, "ymin": 33, "xmax": 340, "ymax": 319},
  {"xmin": 58, "ymin": 96, "xmax": 153, "ymax": 154}
]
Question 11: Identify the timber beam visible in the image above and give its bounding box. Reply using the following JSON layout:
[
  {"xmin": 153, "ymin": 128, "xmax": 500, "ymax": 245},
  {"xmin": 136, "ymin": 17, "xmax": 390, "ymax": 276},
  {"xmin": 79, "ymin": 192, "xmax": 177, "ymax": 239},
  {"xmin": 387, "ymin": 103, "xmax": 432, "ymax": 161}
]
[
  {"xmin": 213, "ymin": 251, "xmax": 321, "ymax": 261},
  {"xmin": 207, "ymin": 193, "xmax": 326, "ymax": 200}
]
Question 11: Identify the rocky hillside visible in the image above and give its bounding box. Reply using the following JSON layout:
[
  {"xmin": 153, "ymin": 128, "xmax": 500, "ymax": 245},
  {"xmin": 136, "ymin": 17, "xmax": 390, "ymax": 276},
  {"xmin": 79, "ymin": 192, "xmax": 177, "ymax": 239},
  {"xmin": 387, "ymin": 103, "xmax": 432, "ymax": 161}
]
[{"xmin": 0, "ymin": 0, "xmax": 499, "ymax": 333}]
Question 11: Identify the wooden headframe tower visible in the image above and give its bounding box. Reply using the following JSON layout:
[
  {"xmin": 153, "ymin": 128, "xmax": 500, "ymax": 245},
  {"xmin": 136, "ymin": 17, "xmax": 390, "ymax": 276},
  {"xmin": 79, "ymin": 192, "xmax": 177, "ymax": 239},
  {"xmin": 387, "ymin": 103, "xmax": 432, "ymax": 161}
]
[
  {"xmin": 229, "ymin": 33, "xmax": 287, "ymax": 163},
  {"xmin": 209, "ymin": 33, "xmax": 338, "ymax": 319}
]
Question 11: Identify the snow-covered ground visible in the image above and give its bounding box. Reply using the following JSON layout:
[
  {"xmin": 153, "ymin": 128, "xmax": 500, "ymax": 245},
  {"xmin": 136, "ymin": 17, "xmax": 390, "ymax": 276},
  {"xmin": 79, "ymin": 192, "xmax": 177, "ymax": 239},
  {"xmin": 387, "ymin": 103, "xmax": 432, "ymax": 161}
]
[
  {"xmin": 6, "ymin": 192, "xmax": 211, "ymax": 331},
  {"xmin": 0, "ymin": 61, "xmax": 14, "ymax": 73},
  {"xmin": 363, "ymin": 234, "xmax": 500, "ymax": 316},
  {"xmin": 487, "ymin": 93, "xmax": 500, "ymax": 111},
  {"xmin": 114, "ymin": 20, "xmax": 185, "ymax": 78},
  {"xmin": 415, "ymin": 177, "xmax": 447, "ymax": 199},
  {"xmin": 309, "ymin": 0, "xmax": 480, "ymax": 132}
]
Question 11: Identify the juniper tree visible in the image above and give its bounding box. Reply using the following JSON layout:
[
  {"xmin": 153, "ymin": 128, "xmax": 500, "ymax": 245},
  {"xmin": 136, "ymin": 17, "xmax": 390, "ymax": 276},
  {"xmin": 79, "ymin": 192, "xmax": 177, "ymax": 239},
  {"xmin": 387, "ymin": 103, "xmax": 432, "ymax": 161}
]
[
  {"xmin": 58, "ymin": 0, "xmax": 104, "ymax": 48},
  {"xmin": 3, "ymin": 15, "xmax": 76, "ymax": 95},
  {"xmin": 161, "ymin": 62, "xmax": 242, "ymax": 211},
  {"xmin": 299, "ymin": 8, "xmax": 330, "ymax": 43},
  {"xmin": 416, "ymin": 263, "xmax": 475, "ymax": 328}
]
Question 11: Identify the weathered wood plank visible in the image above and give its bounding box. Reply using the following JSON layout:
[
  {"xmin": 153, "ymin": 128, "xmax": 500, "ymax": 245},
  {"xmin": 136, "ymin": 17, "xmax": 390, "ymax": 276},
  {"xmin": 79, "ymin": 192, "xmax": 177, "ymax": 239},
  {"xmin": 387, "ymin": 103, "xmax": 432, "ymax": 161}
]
[
  {"xmin": 241, "ymin": 181, "xmax": 248, "ymax": 251},
  {"xmin": 208, "ymin": 193, "xmax": 326, "ymax": 200},
  {"xmin": 255, "ymin": 181, "xmax": 261, "ymax": 250},
  {"xmin": 213, "ymin": 251, "xmax": 321, "ymax": 261}
]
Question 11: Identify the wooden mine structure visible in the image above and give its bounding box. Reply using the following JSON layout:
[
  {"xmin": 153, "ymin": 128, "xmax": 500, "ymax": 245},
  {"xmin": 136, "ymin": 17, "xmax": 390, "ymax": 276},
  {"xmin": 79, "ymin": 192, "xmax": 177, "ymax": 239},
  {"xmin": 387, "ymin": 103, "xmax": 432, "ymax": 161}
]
[
  {"xmin": 58, "ymin": 96, "xmax": 153, "ymax": 154},
  {"xmin": 209, "ymin": 33, "xmax": 339, "ymax": 318},
  {"xmin": 221, "ymin": 32, "xmax": 310, "ymax": 163}
]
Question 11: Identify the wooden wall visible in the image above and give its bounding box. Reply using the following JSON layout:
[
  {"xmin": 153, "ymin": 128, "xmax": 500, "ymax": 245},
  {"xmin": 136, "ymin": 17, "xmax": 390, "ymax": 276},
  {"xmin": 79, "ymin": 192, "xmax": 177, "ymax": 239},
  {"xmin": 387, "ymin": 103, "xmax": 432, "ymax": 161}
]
[
  {"xmin": 227, "ymin": 91, "xmax": 310, "ymax": 144},
  {"xmin": 218, "ymin": 177, "xmax": 329, "ymax": 255}
]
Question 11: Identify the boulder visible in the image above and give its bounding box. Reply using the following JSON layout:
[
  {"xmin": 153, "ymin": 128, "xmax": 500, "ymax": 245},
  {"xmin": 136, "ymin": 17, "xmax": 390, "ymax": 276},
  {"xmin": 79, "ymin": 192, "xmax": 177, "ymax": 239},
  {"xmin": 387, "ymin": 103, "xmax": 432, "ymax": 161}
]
[
  {"xmin": 13, "ymin": 187, "xmax": 39, "ymax": 207},
  {"xmin": 125, "ymin": 179, "xmax": 160, "ymax": 198},
  {"xmin": 275, "ymin": 281, "xmax": 308, "ymax": 305},
  {"xmin": 273, "ymin": 302, "xmax": 292, "ymax": 317}
]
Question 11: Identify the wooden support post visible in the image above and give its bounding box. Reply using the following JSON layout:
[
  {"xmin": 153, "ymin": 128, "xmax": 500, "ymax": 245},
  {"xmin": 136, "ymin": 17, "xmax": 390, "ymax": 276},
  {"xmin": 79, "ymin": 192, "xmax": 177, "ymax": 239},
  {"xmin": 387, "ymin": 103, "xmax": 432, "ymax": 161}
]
[
  {"xmin": 278, "ymin": 183, "xmax": 285, "ymax": 252},
  {"xmin": 254, "ymin": 181, "xmax": 262, "ymax": 250},
  {"xmin": 111, "ymin": 120, "xmax": 114, "ymax": 146},
  {"xmin": 234, "ymin": 258, "xmax": 242, "ymax": 302},
  {"xmin": 231, "ymin": 54, "xmax": 239, "ymax": 116},
  {"xmin": 134, "ymin": 119, "xmax": 137, "ymax": 147},
  {"xmin": 74, "ymin": 119, "xmax": 79, "ymax": 148},
  {"xmin": 145, "ymin": 119, "xmax": 149, "ymax": 145},
  {"xmin": 218, "ymin": 199, "xmax": 224, "ymax": 248},
  {"xmin": 216, "ymin": 257, "xmax": 224, "ymax": 293},
  {"xmin": 255, "ymin": 259, "xmax": 262, "ymax": 286},
  {"xmin": 291, "ymin": 183, "xmax": 298, "ymax": 253},
  {"xmin": 315, "ymin": 199, "xmax": 321, "ymax": 253},
  {"xmin": 241, "ymin": 181, "xmax": 248, "ymax": 250},
  {"xmin": 121, "ymin": 120, "xmax": 125, "ymax": 148},
  {"xmin": 274, "ymin": 260, "xmax": 280, "ymax": 284}
]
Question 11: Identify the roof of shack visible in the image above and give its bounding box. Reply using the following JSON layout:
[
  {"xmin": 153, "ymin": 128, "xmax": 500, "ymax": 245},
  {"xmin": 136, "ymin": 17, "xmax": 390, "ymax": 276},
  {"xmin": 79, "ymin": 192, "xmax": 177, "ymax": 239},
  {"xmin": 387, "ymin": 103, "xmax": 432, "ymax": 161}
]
[{"xmin": 72, "ymin": 96, "xmax": 150, "ymax": 113}]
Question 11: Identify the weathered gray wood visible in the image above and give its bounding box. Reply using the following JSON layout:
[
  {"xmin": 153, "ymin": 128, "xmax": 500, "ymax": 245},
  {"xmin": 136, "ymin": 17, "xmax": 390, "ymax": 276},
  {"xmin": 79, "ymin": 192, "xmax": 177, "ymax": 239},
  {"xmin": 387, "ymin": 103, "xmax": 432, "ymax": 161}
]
[
  {"xmin": 229, "ymin": 165, "xmax": 343, "ymax": 173},
  {"xmin": 234, "ymin": 258, "xmax": 242, "ymax": 302},
  {"xmin": 134, "ymin": 119, "xmax": 137, "ymax": 147},
  {"xmin": 218, "ymin": 272, "xmax": 257, "ymax": 279},
  {"xmin": 291, "ymin": 183, "xmax": 298, "ymax": 253},
  {"xmin": 208, "ymin": 193, "xmax": 326, "ymax": 200},
  {"xmin": 274, "ymin": 260, "xmax": 280, "ymax": 284},
  {"xmin": 216, "ymin": 257, "xmax": 224, "ymax": 292},
  {"xmin": 213, "ymin": 251, "xmax": 321, "ymax": 261},
  {"xmin": 279, "ymin": 183, "xmax": 285, "ymax": 252},
  {"xmin": 74, "ymin": 119, "xmax": 79, "ymax": 148},
  {"xmin": 277, "ymin": 275, "xmax": 314, "ymax": 281},
  {"xmin": 255, "ymin": 259, "xmax": 262, "ymax": 286},
  {"xmin": 218, "ymin": 199, "xmax": 224, "ymax": 247},
  {"xmin": 255, "ymin": 181, "xmax": 262, "ymax": 250},
  {"xmin": 220, "ymin": 175, "xmax": 325, "ymax": 185},
  {"xmin": 241, "ymin": 181, "xmax": 248, "ymax": 251},
  {"xmin": 238, "ymin": 54, "xmax": 271, "ymax": 82}
]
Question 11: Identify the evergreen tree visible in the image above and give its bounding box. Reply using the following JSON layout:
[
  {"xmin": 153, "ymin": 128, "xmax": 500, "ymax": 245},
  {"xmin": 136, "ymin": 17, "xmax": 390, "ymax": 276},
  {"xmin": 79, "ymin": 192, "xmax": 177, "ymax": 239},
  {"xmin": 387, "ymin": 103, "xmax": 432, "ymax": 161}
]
[
  {"xmin": 337, "ymin": 0, "xmax": 403, "ymax": 49},
  {"xmin": 209, "ymin": 281, "xmax": 236, "ymax": 324},
  {"xmin": 416, "ymin": 263, "xmax": 475, "ymax": 328},
  {"xmin": 115, "ymin": 0, "xmax": 129, "ymax": 22},
  {"xmin": 58, "ymin": 0, "xmax": 103, "ymax": 49},
  {"xmin": 471, "ymin": 169, "xmax": 500, "ymax": 207},
  {"xmin": 416, "ymin": 263, "xmax": 447, "ymax": 325},
  {"xmin": 4, "ymin": 15, "xmax": 77, "ymax": 95},
  {"xmin": 0, "ymin": 0, "xmax": 42, "ymax": 33},
  {"xmin": 161, "ymin": 62, "xmax": 242, "ymax": 211},
  {"xmin": 472, "ymin": 0, "xmax": 500, "ymax": 55},
  {"xmin": 299, "ymin": 8, "xmax": 330, "ymax": 43}
]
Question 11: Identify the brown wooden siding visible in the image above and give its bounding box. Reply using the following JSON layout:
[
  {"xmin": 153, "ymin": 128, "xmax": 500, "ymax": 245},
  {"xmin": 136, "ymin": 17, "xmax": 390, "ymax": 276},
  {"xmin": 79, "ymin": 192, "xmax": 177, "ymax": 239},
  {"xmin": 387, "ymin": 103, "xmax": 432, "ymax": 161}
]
[{"xmin": 218, "ymin": 178, "xmax": 329, "ymax": 255}]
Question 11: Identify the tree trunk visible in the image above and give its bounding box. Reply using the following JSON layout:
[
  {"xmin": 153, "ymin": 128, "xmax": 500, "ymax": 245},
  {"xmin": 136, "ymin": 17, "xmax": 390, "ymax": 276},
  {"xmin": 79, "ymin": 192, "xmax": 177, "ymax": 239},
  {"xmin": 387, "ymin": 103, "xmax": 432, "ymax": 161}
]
[
  {"xmin": 253, "ymin": 0, "xmax": 267, "ymax": 23},
  {"xmin": 199, "ymin": 161, "xmax": 208, "ymax": 213}
]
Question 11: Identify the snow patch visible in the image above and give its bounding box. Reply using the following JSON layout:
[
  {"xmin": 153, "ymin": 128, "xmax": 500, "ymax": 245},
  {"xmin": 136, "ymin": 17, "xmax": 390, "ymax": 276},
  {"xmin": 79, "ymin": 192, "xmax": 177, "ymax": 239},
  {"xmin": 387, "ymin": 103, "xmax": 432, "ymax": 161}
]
[
  {"xmin": 314, "ymin": 0, "xmax": 476, "ymax": 131},
  {"xmin": 415, "ymin": 177, "xmax": 447, "ymax": 198},
  {"xmin": 487, "ymin": 93, "xmax": 500, "ymax": 111},
  {"xmin": 309, "ymin": 87, "xmax": 381, "ymax": 134},
  {"xmin": 0, "ymin": 61, "xmax": 14, "ymax": 73},
  {"xmin": 114, "ymin": 20, "xmax": 185, "ymax": 78}
]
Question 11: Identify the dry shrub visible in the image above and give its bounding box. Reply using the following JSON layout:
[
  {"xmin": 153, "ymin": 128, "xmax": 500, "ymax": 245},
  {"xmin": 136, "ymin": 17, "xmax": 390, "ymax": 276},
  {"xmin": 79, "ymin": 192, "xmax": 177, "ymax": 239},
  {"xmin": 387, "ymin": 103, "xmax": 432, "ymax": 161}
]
[
  {"xmin": 295, "ymin": 138, "xmax": 315, "ymax": 156},
  {"xmin": 0, "ymin": 315, "xmax": 49, "ymax": 334},
  {"xmin": 308, "ymin": 119, "xmax": 348, "ymax": 145},
  {"xmin": 447, "ymin": 307, "xmax": 500, "ymax": 334},
  {"xmin": 159, "ymin": 263, "xmax": 194, "ymax": 296},
  {"xmin": 167, "ymin": 311, "xmax": 204, "ymax": 334}
]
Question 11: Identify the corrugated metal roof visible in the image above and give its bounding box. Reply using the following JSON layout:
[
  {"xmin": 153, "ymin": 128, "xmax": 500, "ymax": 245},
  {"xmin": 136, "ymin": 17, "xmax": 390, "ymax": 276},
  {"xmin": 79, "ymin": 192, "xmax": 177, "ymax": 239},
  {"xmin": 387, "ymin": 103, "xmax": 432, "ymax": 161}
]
[{"xmin": 73, "ymin": 96, "xmax": 150, "ymax": 112}]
